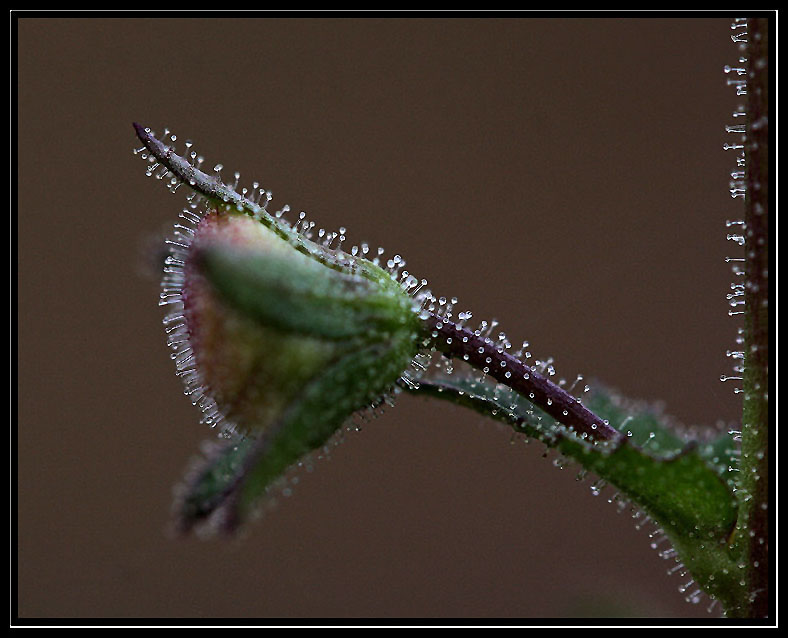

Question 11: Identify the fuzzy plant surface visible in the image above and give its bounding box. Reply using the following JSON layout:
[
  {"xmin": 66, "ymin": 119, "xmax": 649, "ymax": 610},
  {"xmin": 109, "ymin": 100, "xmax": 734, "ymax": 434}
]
[{"xmin": 132, "ymin": 18, "xmax": 769, "ymax": 620}]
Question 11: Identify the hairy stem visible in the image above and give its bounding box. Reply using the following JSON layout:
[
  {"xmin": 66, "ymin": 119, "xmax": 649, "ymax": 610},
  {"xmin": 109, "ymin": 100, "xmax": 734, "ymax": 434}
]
[
  {"xmin": 733, "ymin": 16, "xmax": 770, "ymax": 620},
  {"xmin": 420, "ymin": 313, "xmax": 623, "ymax": 444}
]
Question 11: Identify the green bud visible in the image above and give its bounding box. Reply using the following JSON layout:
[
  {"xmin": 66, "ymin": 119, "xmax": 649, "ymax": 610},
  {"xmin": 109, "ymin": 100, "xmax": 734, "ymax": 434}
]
[
  {"xmin": 136, "ymin": 123, "xmax": 428, "ymax": 533},
  {"xmin": 163, "ymin": 207, "xmax": 422, "ymax": 532},
  {"xmin": 184, "ymin": 211, "xmax": 421, "ymax": 427}
]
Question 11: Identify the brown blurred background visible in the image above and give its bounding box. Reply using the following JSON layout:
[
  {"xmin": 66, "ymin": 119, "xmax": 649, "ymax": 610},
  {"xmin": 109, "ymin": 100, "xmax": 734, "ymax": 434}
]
[{"xmin": 17, "ymin": 17, "xmax": 744, "ymax": 619}]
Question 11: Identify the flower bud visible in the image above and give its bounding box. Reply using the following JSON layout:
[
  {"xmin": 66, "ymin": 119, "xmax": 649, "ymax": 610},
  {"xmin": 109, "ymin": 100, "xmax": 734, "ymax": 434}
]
[
  {"xmin": 184, "ymin": 210, "xmax": 421, "ymax": 433},
  {"xmin": 164, "ymin": 207, "xmax": 423, "ymax": 531},
  {"xmin": 136, "ymin": 123, "xmax": 428, "ymax": 532}
]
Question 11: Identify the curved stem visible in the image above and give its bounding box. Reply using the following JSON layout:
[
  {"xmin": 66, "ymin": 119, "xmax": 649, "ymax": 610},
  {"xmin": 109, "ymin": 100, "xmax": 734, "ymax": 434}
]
[{"xmin": 421, "ymin": 313, "xmax": 624, "ymax": 444}]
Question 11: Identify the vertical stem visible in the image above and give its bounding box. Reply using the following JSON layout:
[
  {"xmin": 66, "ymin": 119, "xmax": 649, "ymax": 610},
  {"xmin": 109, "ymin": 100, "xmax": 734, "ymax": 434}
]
[{"xmin": 735, "ymin": 16, "xmax": 770, "ymax": 619}]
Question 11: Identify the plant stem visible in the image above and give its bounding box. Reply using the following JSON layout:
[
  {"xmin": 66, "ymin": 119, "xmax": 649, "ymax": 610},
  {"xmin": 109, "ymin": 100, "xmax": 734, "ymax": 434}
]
[
  {"xmin": 732, "ymin": 16, "xmax": 770, "ymax": 620},
  {"xmin": 420, "ymin": 313, "xmax": 623, "ymax": 444}
]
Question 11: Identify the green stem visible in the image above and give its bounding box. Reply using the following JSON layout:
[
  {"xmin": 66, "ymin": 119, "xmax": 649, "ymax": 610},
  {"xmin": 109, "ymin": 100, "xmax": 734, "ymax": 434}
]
[
  {"xmin": 730, "ymin": 16, "xmax": 770, "ymax": 620},
  {"xmin": 400, "ymin": 375, "xmax": 743, "ymax": 613}
]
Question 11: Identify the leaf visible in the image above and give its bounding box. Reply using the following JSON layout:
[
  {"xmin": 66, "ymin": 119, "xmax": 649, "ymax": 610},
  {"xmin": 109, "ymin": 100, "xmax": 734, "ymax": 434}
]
[{"xmin": 403, "ymin": 372, "xmax": 745, "ymax": 607}]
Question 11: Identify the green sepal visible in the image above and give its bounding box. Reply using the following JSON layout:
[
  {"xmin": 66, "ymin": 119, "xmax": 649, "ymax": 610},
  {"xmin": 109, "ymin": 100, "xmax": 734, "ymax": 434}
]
[
  {"xmin": 233, "ymin": 341, "xmax": 405, "ymax": 526},
  {"xmin": 174, "ymin": 339, "xmax": 415, "ymax": 534},
  {"xmin": 173, "ymin": 437, "xmax": 255, "ymax": 534},
  {"xmin": 196, "ymin": 238, "xmax": 417, "ymax": 343}
]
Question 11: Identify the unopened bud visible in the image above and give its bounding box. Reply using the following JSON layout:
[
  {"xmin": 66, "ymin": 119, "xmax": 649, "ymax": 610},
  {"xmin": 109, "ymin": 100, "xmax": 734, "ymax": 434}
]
[{"xmin": 136, "ymin": 124, "xmax": 425, "ymax": 533}]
